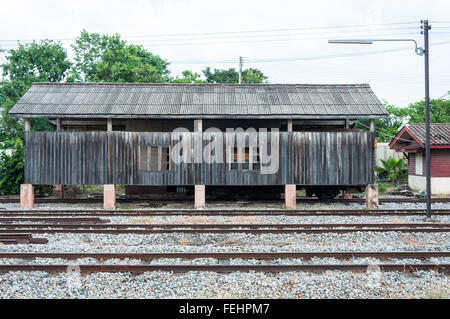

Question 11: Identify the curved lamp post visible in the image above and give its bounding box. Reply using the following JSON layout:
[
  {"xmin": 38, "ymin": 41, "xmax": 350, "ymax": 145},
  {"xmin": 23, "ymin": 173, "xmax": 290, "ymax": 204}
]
[{"xmin": 328, "ymin": 20, "xmax": 432, "ymax": 218}]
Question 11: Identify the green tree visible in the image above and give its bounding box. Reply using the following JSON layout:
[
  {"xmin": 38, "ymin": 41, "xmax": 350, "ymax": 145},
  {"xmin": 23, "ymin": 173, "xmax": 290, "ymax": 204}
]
[
  {"xmin": 70, "ymin": 30, "xmax": 170, "ymax": 83},
  {"xmin": 202, "ymin": 67, "xmax": 268, "ymax": 84},
  {"xmin": 170, "ymin": 70, "xmax": 206, "ymax": 83},
  {"xmin": 355, "ymin": 103, "xmax": 409, "ymax": 142},
  {"xmin": 0, "ymin": 40, "xmax": 71, "ymax": 141},
  {"xmin": 406, "ymin": 98, "xmax": 450, "ymax": 123},
  {"xmin": 0, "ymin": 138, "xmax": 24, "ymax": 195},
  {"xmin": 356, "ymin": 97, "xmax": 450, "ymax": 143}
]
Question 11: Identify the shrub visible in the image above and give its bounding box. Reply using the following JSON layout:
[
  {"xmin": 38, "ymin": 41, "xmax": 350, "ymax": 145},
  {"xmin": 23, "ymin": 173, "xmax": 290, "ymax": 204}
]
[
  {"xmin": 0, "ymin": 138, "xmax": 24, "ymax": 195},
  {"xmin": 374, "ymin": 158, "xmax": 408, "ymax": 185}
]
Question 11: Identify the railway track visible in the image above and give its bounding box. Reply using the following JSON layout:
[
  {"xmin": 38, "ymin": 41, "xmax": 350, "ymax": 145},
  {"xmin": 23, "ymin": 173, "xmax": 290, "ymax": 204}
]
[
  {"xmin": 0, "ymin": 208, "xmax": 448, "ymax": 217},
  {"xmin": 0, "ymin": 264, "xmax": 447, "ymax": 273},
  {"xmin": 0, "ymin": 233, "xmax": 48, "ymax": 244},
  {"xmin": 1, "ymin": 251, "xmax": 449, "ymax": 260},
  {"xmin": 0, "ymin": 251, "xmax": 448, "ymax": 273},
  {"xmin": 1, "ymin": 197, "xmax": 449, "ymax": 204},
  {"xmin": 0, "ymin": 224, "xmax": 449, "ymax": 234},
  {"xmin": 0, "ymin": 217, "xmax": 111, "ymax": 224}
]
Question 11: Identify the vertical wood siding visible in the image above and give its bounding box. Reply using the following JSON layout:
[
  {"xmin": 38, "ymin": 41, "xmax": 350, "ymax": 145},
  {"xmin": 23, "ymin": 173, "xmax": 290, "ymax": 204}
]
[{"xmin": 25, "ymin": 131, "xmax": 374, "ymax": 186}]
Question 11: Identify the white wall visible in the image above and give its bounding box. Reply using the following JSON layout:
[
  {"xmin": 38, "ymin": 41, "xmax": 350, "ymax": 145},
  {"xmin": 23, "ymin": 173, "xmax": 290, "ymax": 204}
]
[
  {"xmin": 376, "ymin": 143, "xmax": 405, "ymax": 167},
  {"xmin": 408, "ymin": 175, "xmax": 450, "ymax": 195}
]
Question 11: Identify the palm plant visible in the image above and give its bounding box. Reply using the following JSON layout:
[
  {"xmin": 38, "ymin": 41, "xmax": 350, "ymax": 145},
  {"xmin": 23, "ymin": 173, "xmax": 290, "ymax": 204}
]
[{"xmin": 374, "ymin": 158, "xmax": 408, "ymax": 185}]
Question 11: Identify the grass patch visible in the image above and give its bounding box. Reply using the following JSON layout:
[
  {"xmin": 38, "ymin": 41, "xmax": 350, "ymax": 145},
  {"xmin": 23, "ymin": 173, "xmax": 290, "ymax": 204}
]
[
  {"xmin": 80, "ymin": 185, "xmax": 103, "ymax": 194},
  {"xmin": 425, "ymin": 284, "xmax": 449, "ymax": 299},
  {"xmin": 377, "ymin": 182, "xmax": 391, "ymax": 195}
]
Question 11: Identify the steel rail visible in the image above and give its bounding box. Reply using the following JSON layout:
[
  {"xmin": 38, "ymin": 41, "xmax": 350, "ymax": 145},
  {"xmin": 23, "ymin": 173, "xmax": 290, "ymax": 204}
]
[
  {"xmin": 1, "ymin": 251, "xmax": 449, "ymax": 260},
  {"xmin": 0, "ymin": 218, "xmax": 111, "ymax": 224},
  {"xmin": 0, "ymin": 209, "xmax": 448, "ymax": 217},
  {"xmin": 1, "ymin": 208, "xmax": 448, "ymax": 213},
  {"xmin": 0, "ymin": 263, "xmax": 447, "ymax": 273},
  {"xmin": 1, "ymin": 197, "xmax": 449, "ymax": 204},
  {"xmin": 1, "ymin": 223, "xmax": 449, "ymax": 229},
  {"xmin": 0, "ymin": 228, "xmax": 449, "ymax": 234}
]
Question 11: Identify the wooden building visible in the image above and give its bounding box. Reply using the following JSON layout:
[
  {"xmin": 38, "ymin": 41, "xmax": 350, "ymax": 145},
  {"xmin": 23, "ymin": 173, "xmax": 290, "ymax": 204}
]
[
  {"xmin": 9, "ymin": 83, "xmax": 387, "ymax": 209},
  {"xmin": 389, "ymin": 123, "xmax": 450, "ymax": 195}
]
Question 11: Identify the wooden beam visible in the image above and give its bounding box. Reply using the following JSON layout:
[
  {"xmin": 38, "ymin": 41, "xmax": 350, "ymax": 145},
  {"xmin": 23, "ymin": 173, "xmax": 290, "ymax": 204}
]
[
  {"xmin": 24, "ymin": 118, "xmax": 30, "ymax": 132},
  {"xmin": 194, "ymin": 119, "xmax": 202, "ymax": 132}
]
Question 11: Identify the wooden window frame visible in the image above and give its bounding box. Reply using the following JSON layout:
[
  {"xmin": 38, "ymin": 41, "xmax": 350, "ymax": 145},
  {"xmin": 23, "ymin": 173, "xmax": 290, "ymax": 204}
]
[
  {"xmin": 229, "ymin": 146, "xmax": 260, "ymax": 171},
  {"xmin": 139, "ymin": 145, "xmax": 171, "ymax": 172}
]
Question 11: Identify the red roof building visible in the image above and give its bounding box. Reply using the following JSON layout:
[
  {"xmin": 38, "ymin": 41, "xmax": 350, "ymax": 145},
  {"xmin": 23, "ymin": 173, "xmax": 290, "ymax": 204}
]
[{"xmin": 389, "ymin": 123, "xmax": 450, "ymax": 195}]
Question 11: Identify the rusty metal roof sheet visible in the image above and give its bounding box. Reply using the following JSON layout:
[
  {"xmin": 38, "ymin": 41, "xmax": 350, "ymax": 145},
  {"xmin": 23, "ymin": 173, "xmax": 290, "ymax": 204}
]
[
  {"xmin": 407, "ymin": 123, "xmax": 450, "ymax": 145},
  {"xmin": 9, "ymin": 82, "xmax": 387, "ymax": 119}
]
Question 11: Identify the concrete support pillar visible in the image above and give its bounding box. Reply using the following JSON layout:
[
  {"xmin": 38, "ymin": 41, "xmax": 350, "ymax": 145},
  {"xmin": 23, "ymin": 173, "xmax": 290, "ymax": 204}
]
[
  {"xmin": 195, "ymin": 185, "xmax": 205, "ymax": 209},
  {"xmin": 287, "ymin": 119, "xmax": 293, "ymax": 132},
  {"xmin": 104, "ymin": 185, "xmax": 116, "ymax": 209},
  {"xmin": 366, "ymin": 184, "xmax": 379, "ymax": 210},
  {"xmin": 20, "ymin": 184, "xmax": 34, "ymax": 209},
  {"xmin": 285, "ymin": 184, "xmax": 296, "ymax": 210},
  {"xmin": 53, "ymin": 185, "xmax": 64, "ymax": 199}
]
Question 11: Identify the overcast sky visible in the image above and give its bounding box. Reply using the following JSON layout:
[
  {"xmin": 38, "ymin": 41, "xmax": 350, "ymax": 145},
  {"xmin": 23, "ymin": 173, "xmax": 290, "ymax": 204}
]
[{"xmin": 1, "ymin": 0, "xmax": 449, "ymax": 107}]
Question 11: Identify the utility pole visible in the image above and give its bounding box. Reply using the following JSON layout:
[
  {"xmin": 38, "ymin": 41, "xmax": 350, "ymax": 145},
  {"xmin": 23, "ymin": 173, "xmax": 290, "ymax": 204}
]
[
  {"xmin": 421, "ymin": 20, "xmax": 432, "ymax": 219},
  {"xmin": 238, "ymin": 56, "xmax": 243, "ymax": 84}
]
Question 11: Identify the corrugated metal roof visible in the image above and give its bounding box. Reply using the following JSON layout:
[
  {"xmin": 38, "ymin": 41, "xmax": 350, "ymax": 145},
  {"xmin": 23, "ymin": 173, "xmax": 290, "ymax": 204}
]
[
  {"xmin": 9, "ymin": 82, "xmax": 387, "ymax": 119},
  {"xmin": 407, "ymin": 123, "xmax": 450, "ymax": 145}
]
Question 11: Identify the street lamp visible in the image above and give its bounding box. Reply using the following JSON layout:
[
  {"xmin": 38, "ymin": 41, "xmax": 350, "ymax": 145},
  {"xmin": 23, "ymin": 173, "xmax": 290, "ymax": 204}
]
[
  {"xmin": 328, "ymin": 39, "xmax": 424, "ymax": 55},
  {"xmin": 328, "ymin": 20, "xmax": 432, "ymax": 218}
]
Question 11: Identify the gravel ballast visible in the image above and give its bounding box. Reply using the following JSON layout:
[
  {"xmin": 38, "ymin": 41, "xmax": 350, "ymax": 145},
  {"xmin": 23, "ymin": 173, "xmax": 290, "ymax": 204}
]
[{"xmin": 0, "ymin": 199, "xmax": 449, "ymax": 299}]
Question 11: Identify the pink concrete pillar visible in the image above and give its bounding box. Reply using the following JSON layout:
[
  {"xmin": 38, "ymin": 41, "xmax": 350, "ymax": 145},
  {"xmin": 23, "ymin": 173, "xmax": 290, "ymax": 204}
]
[
  {"xmin": 53, "ymin": 185, "xmax": 64, "ymax": 199},
  {"xmin": 195, "ymin": 185, "xmax": 205, "ymax": 209},
  {"xmin": 20, "ymin": 184, "xmax": 34, "ymax": 209},
  {"xmin": 366, "ymin": 184, "xmax": 379, "ymax": 210},
  {"xmin": 285, "ymin": 184, "xmax": 296, "ymax": 210},
  {"xmin": 104, "ymin": 185, "xmax": 116, "ymax": 209}
]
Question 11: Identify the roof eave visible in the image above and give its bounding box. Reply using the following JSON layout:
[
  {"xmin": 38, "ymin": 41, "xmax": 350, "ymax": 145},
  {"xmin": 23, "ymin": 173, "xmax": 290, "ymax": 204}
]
[{"xmin": 9, "ymin": 113, "xmax": 389, "ymax": 120}]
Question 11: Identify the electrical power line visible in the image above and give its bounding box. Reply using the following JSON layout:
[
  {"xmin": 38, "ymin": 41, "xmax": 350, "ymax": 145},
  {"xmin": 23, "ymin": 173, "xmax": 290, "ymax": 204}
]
[
  {"xmin": 355, "ymin": 120, "xmax": 420, "ymax": 144},
  {"xmin": 0, "ymin": 21, "xmax": 419, "ymax": 43},
  {"xmin": 0, "ymin": 30, "xmax": 423, "ymax": 49},
  {"xmin": 164, "ymin": 39, "xmax": 450, "ymax": 65}
]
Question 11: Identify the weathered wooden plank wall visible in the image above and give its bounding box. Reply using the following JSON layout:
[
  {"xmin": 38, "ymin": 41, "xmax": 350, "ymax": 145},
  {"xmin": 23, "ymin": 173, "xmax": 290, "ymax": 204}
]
[{"xmin": 25, "ymin": 131, "xmax": 374, "ymax": 186}]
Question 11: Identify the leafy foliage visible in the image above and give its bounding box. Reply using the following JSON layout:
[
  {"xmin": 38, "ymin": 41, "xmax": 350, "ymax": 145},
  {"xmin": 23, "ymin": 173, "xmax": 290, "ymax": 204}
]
[
  {"xmin": 0, "ymin": 138, "xmax": 24, "ymax": 195},
  {"xmin": 170, "ymin": 70, "xmax": 206, "ymax": 83},
  {"xmin": 355, "ymin": 103, "xmax": 409, "ymax": 142},
  {"xmin": 69, "ymin": 30, "xmax": 170, "ymax": 83},
  {"xmin": 355, "ymin": 97, "xmax": 450, "ymax": 143},
  {"xmin": 374, "ymin": 158, "xmax": 408, "ymax": 185},
  {"xmin": 202, "ymin": 67, "xmax": 267, "ymax": 83},
  {"xmin": 0, "ymin": 40, "xmax": 71, "ymax": 141},
  {"xmin": 407, "ymin": 98, "xmax": 450, "ymax": 124}
]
